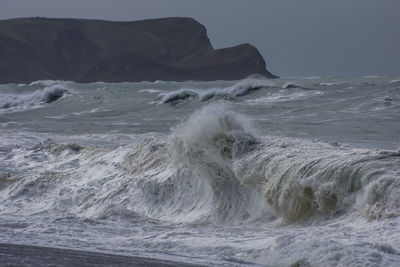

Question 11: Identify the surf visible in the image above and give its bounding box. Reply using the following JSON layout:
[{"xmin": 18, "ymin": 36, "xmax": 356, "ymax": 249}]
[
  {"xmin": 1, "ymin": 104, "xmax": 399, "ymax": 226},
  {"xmin": 0, "ymin": 84, "xmax": 71, "ymax": 111}
]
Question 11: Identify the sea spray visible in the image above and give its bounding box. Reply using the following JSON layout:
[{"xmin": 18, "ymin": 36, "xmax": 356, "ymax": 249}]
[
  {"xmin": 1, "ymin": 77, "xmax": 400, "ymax": 265},
  {"xmin": 168, "ymin": 104, "xmax": 400, "ymax": 223},
  {"xmin": 166, "ymin": 103, "xmax": 268, "ymax": 223},
  {"xmin": 124, "ymin": 104, "xmax": 267, "ymax": 223},
  {"xmin": 1, "ymin": 104, "xmax": 399, "ymax": 224}
]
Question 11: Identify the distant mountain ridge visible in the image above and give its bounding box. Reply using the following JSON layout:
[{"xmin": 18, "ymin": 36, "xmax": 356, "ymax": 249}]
[{"xmin": 0, "ymin": 17, "xmax": 278, "ymax": 83}]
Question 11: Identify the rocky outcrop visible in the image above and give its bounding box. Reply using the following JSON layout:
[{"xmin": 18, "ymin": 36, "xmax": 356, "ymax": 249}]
[
  {"xmin": 0, "ymin": 17, "xmax": 277, "ymax": 83},
  {"xmin": 173, "ymin": 43, "xmax": 277, "ymax": 80}
]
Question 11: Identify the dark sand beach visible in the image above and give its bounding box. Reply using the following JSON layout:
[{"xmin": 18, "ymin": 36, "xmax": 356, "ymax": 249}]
[{"xmin": 0, "ymin": 243, "xmax": 198, "ymax": 266}]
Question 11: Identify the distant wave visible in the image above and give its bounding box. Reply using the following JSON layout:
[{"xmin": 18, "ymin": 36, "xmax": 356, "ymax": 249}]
[
  {"xmin": 244, "ymin": 89, "xmax": 323, "ymax": 105},
  {"xmin": 156, "ymin": 78, "xmax": 320, "ymax": 105},
  {"xmin": 28, "ymin": 80, "xmax": 65, "ymax": 86},
  {"xmin": 156, "ymin": 78, "xmax": 277, "ymax": 104},
  {"xmin": 139, "ymin": 89, "xmax": 162, "ymax": 93},
  {"xmin": 320, "ymin": 81, "xmax": 345, "ymax": 86},
  {"xmin": 281, "ymin": 82, "xmax": 303, "ymax": 89},
  {"xmin": 0, "ymin": 85, "xmax": 70, "ymax": 110},
  {"xmin": 363, "ymin": 75, "xmax": 382, "ymax": 79},
  {"xmin": 158, "ymin": 89, "xmax": 197, "ymax": 104},
  {"xmin": 389, "ymin": 79, "xmax": 400, "ymax": 84}
]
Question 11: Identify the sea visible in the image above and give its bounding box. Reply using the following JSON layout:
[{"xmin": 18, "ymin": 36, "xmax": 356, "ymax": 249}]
[{"xmin": 0, "ymin": 76, "xmax": 399, "ymax": 266}]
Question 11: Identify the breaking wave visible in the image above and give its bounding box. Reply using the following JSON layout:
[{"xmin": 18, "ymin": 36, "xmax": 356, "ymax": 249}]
[
  {"xmin": 1, "ymin": 105, "xmax": 399, "ymax": 225},
  {"xmin": 155, "ymin": 78, "xmax": 321, "ymax": 105},
  {"xmin": 156, "ymin": 78, "xmax": 273, "ymax": 104},
  {"xmin": 320, "ymin": 81, "xmax": 346, "ymax": 86},
  {"xmin": 281, "ymin": 82, "xmax": 303, "ymax": 89},
  {"xmin": 0, "ymin": 85, "xmax": 70, "ymax": 110},
  {"xmin": 389, "ymin": 79, "xmax": 400, "ymax": 85}
]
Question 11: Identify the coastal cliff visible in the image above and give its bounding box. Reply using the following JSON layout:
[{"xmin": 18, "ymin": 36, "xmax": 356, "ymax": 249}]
[{"xmin": 0, "ymin": 17, "xmax": 277, "ymax": 83}]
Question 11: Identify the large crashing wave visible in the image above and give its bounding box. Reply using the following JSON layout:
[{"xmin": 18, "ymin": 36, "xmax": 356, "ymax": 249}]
[
  {"xmin": 1, "ymin": 104, "xmax": 399, "ymax": 224},
  {"xmin": 0, "ymin": 84, "xmax": 70, "ymax": 110},
  {"xmin": 155, "ymin": 104, "xmax": 400, "ymax": 223},
  {"xmin": 235, "ymin": 137, "xmax": 400, "ymax": 222}
]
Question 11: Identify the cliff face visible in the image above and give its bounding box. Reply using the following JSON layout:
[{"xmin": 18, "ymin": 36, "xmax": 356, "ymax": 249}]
[
  {"xmin": 0, "ymin": 17, "xmax": 277, "ymax": 83},
  {"xmin": 173, "ymin": 44, "xmax": 277, "ymax": 80}
]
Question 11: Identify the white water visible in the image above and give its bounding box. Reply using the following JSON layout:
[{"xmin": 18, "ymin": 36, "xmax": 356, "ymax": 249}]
[
  {"xmin": 0, "ymin": 84, "xmax": 70, "ymax": 110},
  {"xmin": 1, "ymin": 76, "xmax": 400, "ymax": 266}
]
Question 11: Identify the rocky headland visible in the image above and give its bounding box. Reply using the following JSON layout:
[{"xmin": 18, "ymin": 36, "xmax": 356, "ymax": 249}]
[{"xmin": 0, "ymin": 17, "xmax": 277, "ymax": 83}]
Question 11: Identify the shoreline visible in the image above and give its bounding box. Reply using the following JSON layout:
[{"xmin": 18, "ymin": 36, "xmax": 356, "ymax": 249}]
[{"xmin": 0, "ymin": 243, "xmax": 200, "ymax": 266}]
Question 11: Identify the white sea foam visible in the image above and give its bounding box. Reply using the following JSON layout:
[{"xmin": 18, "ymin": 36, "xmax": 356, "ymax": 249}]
[
  {"xmin": 389, "ymin": 79, "xmax": 400, "ymax": 84},
  {"xmin": 364, "ymin": 75, "xmax": 382, "ymax": 78},
  {"xmin": 157, "ymin": 79, "xmax": 325, "ymax": 106},
  {"xmin": 282, "ymin": 82, "xmax": 302, "ymax": 89},
  {"xmin": 139, "ymin": 89, "xmax": 161, "ymax": 93},
  {"xmin": 1, "ymin": 78, "xmax": 400, "ymax": 266},
  {"xmin": 0, "ymin": 84, "xmax": 71, "ymax": 110},
  {"xmin": 157, "ymin": 78, "xmax": 276, "ymax": 104},
  {"xmin": 244, "ymin": 89, "xmax": 323, "ymax": 105},
  {"xmin": 2, "ymin": 104, "xmax": 399, "ymax": 225},
  {"xmin": 158, "ymin": 89, "xmax": 196, "ymax": 104},
  {"xmin": 28, "ymin": 80, "xmax": 62, "ymax": 86},
  {"xmin": 320, "ymin": 81, "xmax": 345, "ymax": 86}
]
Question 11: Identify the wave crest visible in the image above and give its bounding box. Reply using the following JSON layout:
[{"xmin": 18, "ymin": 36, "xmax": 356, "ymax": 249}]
[
  {"xmin": 1, "ymin": 105, "xmax": 399, "ymax": 225},
  {"xmin": 0, "ymin": 85, "xmax": 70, "ymax": 110},
  {"xmin": 157, "ymin": 78, "xmax": 273, "ymax": 104}
]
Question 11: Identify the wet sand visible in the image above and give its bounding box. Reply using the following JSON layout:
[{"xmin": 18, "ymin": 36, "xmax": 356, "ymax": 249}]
[{"xmin": 0, "ymin": 243, "xmax": 199, "ymax": 266}]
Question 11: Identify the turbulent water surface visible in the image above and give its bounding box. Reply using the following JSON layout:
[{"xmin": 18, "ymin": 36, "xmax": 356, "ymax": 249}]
[{"xmin": 1, "ymin": 76, "xmax": 400, "ymax": 266}]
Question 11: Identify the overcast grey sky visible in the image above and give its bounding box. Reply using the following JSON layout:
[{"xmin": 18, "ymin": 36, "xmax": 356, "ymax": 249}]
[{"xmin": 1, "ymin": 0, "xmax": 399, "ymax": 77}]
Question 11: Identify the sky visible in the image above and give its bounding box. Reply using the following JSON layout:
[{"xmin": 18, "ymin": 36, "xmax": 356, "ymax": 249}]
[{"xmin": 1, "ymin": 0, "xmax": 399, "ymax": 77}]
